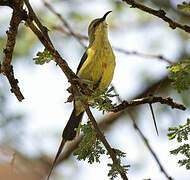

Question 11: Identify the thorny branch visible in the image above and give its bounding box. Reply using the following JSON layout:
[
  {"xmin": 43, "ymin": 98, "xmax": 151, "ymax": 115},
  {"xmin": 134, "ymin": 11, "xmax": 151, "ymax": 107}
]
[
  {"xmin": 0, "ymin": 0, "xmax": 24, "ymax": 101},
  {"xmin": 83, "ymin": 104, "xmax": 128, "ymax": 180},
  {"xmin": 122, "ymin": 0, "xmax": 190, "ymax": 33},
  {"xmin": 114, "ymin": 47, "xmax": 174, "ymax": 65},
  {"xmin": 112, "ymin": 96, "xmax": 186, "ymax": 112},
  {"xmin": 44, "ymin": 1, "xmax": 87, "ymax": 48}
]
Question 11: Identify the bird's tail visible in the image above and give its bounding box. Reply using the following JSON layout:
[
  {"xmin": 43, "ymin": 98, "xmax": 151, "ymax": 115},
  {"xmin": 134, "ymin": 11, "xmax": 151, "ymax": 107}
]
[
  {"xmin": 47, "ymin": 108, "xmax": 84, "ymax": 180},
  {"xmin": 62, "ymin": 108, "xmax": 84, "ymax": 141}
]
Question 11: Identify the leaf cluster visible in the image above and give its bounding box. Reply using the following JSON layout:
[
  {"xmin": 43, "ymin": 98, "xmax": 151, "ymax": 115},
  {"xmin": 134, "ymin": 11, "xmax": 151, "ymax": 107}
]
[
  {"xmin": 73, "ymin": 121, "xmax": 105, "ymax": 164},
  {"xmin": 168, "ymin": 119, "xmax": 190, "ymax": 169},
  {"xmin": 177, "ymin": 2, "xmax": 190, "ymax": 13},
  {"xmin": 167, "ymin": 59, "xmax": 190, "ymax": 92},
  {"xmin": 170, "ymin": 144, "xmax": 190, "ymax": 169},
  {"xmin": 168, "ymin": 119, "xmax": 190, "ymax": 142},
  {"xmin": 75, "ymin": 87, "xmax": 118, "ymax": 113},
  {"xmin": 107, "ymin": 149, "xmax": 130, "ymax": 180},
  {"xmin": 90, "ymin": 87, "xmax": 118, "ymax": 113},
  {"xmin": 33, "ymin": 49, "xmax": 55, "ymax": 65},
  {"xmin": 73, "ymin": 121, "xmax": 129, "ymax": 179}
]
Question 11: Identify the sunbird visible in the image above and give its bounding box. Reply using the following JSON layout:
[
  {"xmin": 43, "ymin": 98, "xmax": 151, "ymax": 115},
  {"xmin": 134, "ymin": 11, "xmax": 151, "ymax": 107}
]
[{"xmin": 47, "ymin": 11, "xmax": 115, "ymax": 179}]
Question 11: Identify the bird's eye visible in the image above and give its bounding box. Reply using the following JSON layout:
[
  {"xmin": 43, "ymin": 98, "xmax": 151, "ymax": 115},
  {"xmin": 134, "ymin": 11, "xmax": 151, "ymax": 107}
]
[
  {"xmin": 93, "ymin": 23, "xmax": 97, "ymax": 28},
  {"xmin": 93, "ymin": 21, "xmax": 100, "ymax": 28}
]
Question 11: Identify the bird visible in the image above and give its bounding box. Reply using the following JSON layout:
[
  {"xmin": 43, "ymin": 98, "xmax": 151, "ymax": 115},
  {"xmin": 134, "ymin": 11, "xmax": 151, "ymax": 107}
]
[{"xmin": 47, "ymin": 11, "xmax": 115, "ymax": 179}]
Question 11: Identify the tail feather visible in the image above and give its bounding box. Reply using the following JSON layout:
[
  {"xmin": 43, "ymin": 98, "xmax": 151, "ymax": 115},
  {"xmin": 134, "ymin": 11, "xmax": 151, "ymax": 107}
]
[
  {"xmin": 62, "ymin": 108, "xmax": 84, "ymax": 141},
  {"xmin": 47, "ymin": 108, "xmax": 84, "ymax": 180}
]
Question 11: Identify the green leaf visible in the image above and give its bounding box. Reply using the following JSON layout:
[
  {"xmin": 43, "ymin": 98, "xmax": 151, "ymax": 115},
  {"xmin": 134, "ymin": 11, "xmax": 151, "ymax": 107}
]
[
  {"xmin": 107, "ymin": 148, "xmax": 129, "ymax": 179},
  {"xmin": 170, "ymin": 144, "xmax": 190, "ymax": 169},
  {"xmin": 33, "ymin": 49, "xmax": 55, "ymax": 65},
  {"xmin": 177, "ymin": 2, "xmax": 190, "ymax": 13},
  {"xmin": 168, "ymin": 119, "xmax": 190, "ymax": 170},
  {"xmin": 107, "ymin": 163, "xmax": 130, "ymax": 180},
  {"xmin": 89, "ymin": 87, "xmax": 118, "ymax": 113},
  {"xmin": 73, "ymin": 121, "xmax": 129, "ymax": 178},
  {"xmin": 167, "ymin": 59, "xmax": 190, "ymax": 92},
  {"xmin": 168, "ymin": 118, "xmax": 190, "ymax": 142},
  {"xmin": 73, "ymin": 121, "xmax": 105, "ymax": 164}
]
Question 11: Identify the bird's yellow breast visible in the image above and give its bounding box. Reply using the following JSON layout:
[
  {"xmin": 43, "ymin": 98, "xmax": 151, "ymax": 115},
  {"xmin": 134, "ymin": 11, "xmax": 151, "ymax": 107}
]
[{"xmin": 77, "ymin": 43, "xmax": 115, "ymax": 90}]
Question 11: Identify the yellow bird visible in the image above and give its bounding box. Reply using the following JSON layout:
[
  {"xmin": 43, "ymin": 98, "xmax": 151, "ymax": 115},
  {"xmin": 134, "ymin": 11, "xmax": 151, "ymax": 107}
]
[{"xmin": 48, "ymin": 11, "xmax": 115, "ymax": 179}]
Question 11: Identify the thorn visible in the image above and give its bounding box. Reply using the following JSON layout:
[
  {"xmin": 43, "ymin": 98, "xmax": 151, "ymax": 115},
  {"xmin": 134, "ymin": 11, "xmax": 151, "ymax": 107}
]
[{"xmin": 149, "ymin": 103, "xmax": 159, "ymax": 136}]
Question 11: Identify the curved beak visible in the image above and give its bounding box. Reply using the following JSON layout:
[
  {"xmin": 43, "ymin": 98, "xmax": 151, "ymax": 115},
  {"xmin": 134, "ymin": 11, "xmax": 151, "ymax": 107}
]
[{"xmin": 102, "ymin": 11, "xmax": 112, "ymax": 21}]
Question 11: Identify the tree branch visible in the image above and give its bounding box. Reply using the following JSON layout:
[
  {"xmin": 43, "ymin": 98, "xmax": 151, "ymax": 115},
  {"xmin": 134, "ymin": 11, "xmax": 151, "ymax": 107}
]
[
  {"xmin": 0, "ymin": 0, "xmax": 24, "ymax": 101},
  {"xmin": 83, "ymin": 104, "xmax": 128, "ymax": 180},
  {"xmin": 0, "ymin": 0, "xmax": 12, "ymax": 7},
  {"xmin": 114, "ymin": 47, "xmax": 174, "ymax": 65},
  {"xmin": 22, "ymin": 0, "xmax": 78, "ymax": 84},
  {"xmin": 112, "ymin": 96, "xmax": 186, "ymax": 112},
  {"xmin": 128, "ymin": 111, "xmax": 173, "ymax": 180},
  {"xmin": 122, "ymin": 0, "xmax": 190, "ymax": 33},
  {"xmin": 44, "ymin": 1, "xmax": 87, "ymax": 48}
]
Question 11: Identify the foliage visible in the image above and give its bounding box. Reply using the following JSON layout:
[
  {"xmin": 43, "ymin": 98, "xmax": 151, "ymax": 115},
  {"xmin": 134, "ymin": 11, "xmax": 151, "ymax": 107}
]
[
  {"xmin": 170, "ymin": 144, "xmax": 190, "ymax": 169},
  {"xmin": 107, "ymin": 149, "xmax": 130, "ymax": 180},
  {"xmin": 177, "ymin": 2, "xmax": 190, "ymax": 13},
  {"xmin": 168, "ymin": 119, "xmax": 190, "ymax": 142},
  {"xmin": 107, "ymin": 163, "xmax": 130, "ymax": 180},
  {"xmin": 33, "ymin": 49, "xmax": 55, "ymax": 65},
  {"xmin": 90, "ymin": 87, "xmax": 118, "ymax": 113},
  {"xmin": 74, "ymin": 121, "xmax": 129, "ymax": 179},
  {"xmin": 73, "ymin": 121, "xmax": 105, "ymax": 164},
  {"xmin": 75, "ymin": 87, "xmax": 118, "ymax": 113},
  {"xmin": 168, "ymin": 119, "xmax": 190, "ymax": 169},
  {"xmin": 167, "ymin": 59, "xmax": 190, "ymax": 92}
]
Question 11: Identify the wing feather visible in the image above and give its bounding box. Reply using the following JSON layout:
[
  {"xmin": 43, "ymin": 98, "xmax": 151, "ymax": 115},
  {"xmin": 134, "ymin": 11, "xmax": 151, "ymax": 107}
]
[{"xmin": 76, "ymin": 51, "xmax": 88, "ymax": 74}]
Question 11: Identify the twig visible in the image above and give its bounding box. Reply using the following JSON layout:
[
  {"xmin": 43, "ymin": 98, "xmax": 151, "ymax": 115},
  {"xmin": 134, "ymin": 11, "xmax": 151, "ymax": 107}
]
[
  {"xmin": 128, "ymin": 111, "xmax": 173, "ymax": 180},
  {"xmin": 23, "ymin": 0, "xmax": 78, "ymax": 84},
  {"xmin": 54, "ymin": 25, "xmax": 88, "ymax": 41},
  {"xmin": 83, "ymin": 104, "xmax": 128, "ymax": 180},
  {"xmin": 1, "ymin": 0, "xmax": 24, "ymax": 101},
  {"xmin": 114, "ymin": 47, "xmax": 174, "ymax": 65},
  {"xmin": 24, "ymin": 0, "xmax": 53, "ymax": 46},
  {"xmin": 0, "ymin": 0, "xmax": 12, "ymax": 7},
  {"xmin": 112, "ymin": 96, "xmax": 186, "ymax": 112},
  {"xmin": 44, "ymin": 1, "xmax": 87, "ymax": 48},
  {"xmin": 122, "ymin": 0, "xmax": 190, "ymax": 33}
]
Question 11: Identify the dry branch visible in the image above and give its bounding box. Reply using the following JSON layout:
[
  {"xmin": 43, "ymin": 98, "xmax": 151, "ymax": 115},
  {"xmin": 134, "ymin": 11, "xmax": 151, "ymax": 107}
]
[
  {"xmin": 122, "ymin": 0, "xmax": 190, "ymax": 33},
  {"xmin": 1, "ymin": 0, "xmax": 24, "ymax": 101},
  {"xmin": 112, "ymin": 96, "xmax": 186, "ymax": 112}
]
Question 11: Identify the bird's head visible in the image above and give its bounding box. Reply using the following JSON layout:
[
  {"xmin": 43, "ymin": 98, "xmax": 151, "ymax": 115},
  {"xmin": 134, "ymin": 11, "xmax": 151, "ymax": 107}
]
[{"xmin": 88, "ymin": 11, "xmax": 112, "ymax": 45}]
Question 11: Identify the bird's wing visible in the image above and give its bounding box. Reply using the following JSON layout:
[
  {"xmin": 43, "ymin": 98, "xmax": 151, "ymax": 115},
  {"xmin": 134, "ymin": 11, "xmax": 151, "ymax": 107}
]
[{"xmin": 76, "ymin": 50, "xmax": 88, "ymax": 74}]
